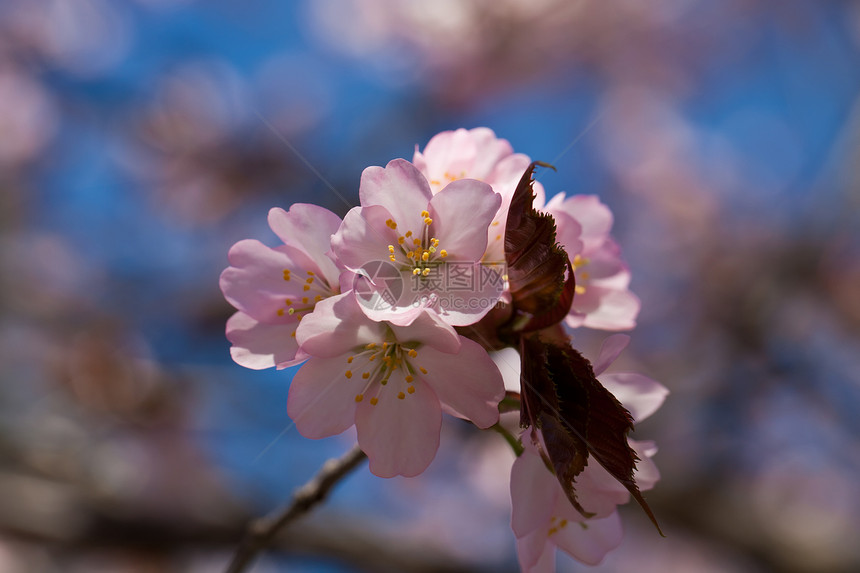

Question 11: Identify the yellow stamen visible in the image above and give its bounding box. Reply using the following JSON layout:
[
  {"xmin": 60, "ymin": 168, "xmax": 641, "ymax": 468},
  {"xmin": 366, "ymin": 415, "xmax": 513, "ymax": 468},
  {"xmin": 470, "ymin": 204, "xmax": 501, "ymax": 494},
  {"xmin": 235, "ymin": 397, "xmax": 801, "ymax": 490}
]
[
  {"xmin": 303, "ymin": 285, "xmax": 310, "ymax": 291},
  {"xmin": 277, "ymin": 309, "xmax": 284, "ymax": 316},
  {"xmin": 422, "ymin": 268, "xmax": 431, "ymax": 277},
  {"xmin": 345, "ymin": 370, "xmax": 352, "ymax": 379},
  {"xmin": 347, "ymin": 356, "xmax": 354, "ymax": 363},
  {"xmin": 439, "ymin": 250, "xmax": 448, "ymax": 258},
  {"xmin": 405, "ymin": 375, "xmax": 414, "ymax": 383},
  {"xmin": 413, "ymin": 268, "xmax": 421, "ymax": 275},
  {"xmin": 407, "ymin": 386, "xmax": 415, "ymax": 394},
  {"xmin": 408, "ymin": 349, "xmax": 418, "ymax": 358},
  {"xmin": 370, "ymin": 397, "xmax": 378, "ymax": 405},
  {"xmin": 397, "ymin": 392, "xmax": 405, "ymax": 400},
  {"xmin": 419, "ymin": 366, "xmax": 427, "ymax": 374},
  {"xmin": 386, "ymin": 219, "xmax": 397, "ymax": 229},
  {"xmin": 424, "ymin": 217, "xmax": 433, "ymax": 225},
  {"xmin": 362, "ymin": 372, "xmax": 370, "ymax": 379},
  {"xmin": 355, "ymin": 394, "xmax": 363, "ymax": 402},
  {"xmin": 302, "ymin": 297, "xmax": 309, "ymax": 304}
]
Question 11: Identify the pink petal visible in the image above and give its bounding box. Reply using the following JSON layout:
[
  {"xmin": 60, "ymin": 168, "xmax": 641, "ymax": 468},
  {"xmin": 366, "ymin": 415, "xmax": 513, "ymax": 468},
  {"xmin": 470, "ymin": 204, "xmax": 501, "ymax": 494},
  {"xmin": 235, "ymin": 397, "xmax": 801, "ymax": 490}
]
[
  {"xmin": 296, "ymin": 293, "xmax": 387, "ymax": 358},
  {"xmin": 630, "ymin": 439, "xmax": 661, "ymax": 491},
  {"xmin": 359, "ymin": 159, "xmax": 432, "ymax": 232},
  {"xmin": 388, "ymin": 309, "xmax": 460, "ymax": 353},
  {"xmin": 552, "ymin": 510, "xmax": 623, "ymax": 566},
  {"xmin": 226, "ymin": 311, "xmax": 303, "ymax": 370},
  {"xmin": 428, "ymin": 179, "xmax": 500, "ymax": 262},
  {"xmin": 467, "ymin": 127, "xmax": 514, "ymax": 180},
  {"xmin": 516, "ymin": 530, "xmax": 555, "ymax": 573},
  {"xmin": 490, "ymin": 347, "xmax": 522, "ymax": 393},
  {"xmin": 563, "ymin": 462, "xmax": 630, "ymax": 519},
  {"xmin": 571, "ymin": 286, "xmax": 640, "ymax": 331},
  {"xmin": 429, "ymin": 263, "xmax": 505, "ymax": 326},
  {"xmin": 510, "ymin": 447, "xmax": 559, "ymax": 537},
  {"xmin": 599, "ymin": 372, "xmax": 669, "ymax": 423},
  {"xmin": 267, "ymin": 204, "xmax": 342, "ymax": 285},
  {"xmin": 355, "ymin": 374, "xmax": 442, "ymax": 478},
  {"xmin": 551, "ymin": 195, "xmax": 614, "ymax": 255},
  {"xmin": 287, "ymin": 353, "xmax": 368, "ymax": 439},
  {"xmin": 592, "ymin": 334, "xmax": 630, "ymax": 376},
  {"xmin": 415, "ymin": 129, "xmax": 476, "ymax": 182},
  {"xmin": 551, "ymin": 209, "xmax": 584, "ymax": 261},
  {"xmin": 220, "ymin": 240, "xmax": 314, "ymax": 322},
  {"xmin": 330, "ymin": 204, "xmax": 398, "ymax": 271},
  {"xmin": 415, "ymin": 338, "xmax": 504, "ymax": 428}
]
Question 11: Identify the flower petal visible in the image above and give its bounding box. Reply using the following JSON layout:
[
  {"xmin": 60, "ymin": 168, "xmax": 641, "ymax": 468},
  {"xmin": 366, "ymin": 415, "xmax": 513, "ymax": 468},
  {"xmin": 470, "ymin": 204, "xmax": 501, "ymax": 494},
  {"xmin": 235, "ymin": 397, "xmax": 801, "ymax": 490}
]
[
  {"xmin": 330, "ymin": 204, "xmax": 398, "ymax": 271},
  {"xmin": 548, "ymin": 195, "xmax": 613, "ymax": 255},
  {"xmin": 516, "ymin": 530, "xmax": 555, "ymax": 573},
  {"xmin": 552, "ymin": 510, "xmax": 623, "ymax": 566},
  {"xmin": 630, "ymin": 439, "xmax": 661, "ymax": 490},
  {"xmin": 599, "ymin": 372, "xmax": 669, "ymax": 423},
  {"xmin": 359, "ymin": 159, "xmax": 432, "ymax": 231},
  {"xmin": 416, "ymin": 338, "xmax": 504, "ymax": 428},
  {"xmin": 490, "ymin": 347, "xmax": 522, "ymax": 393},
  {"xmin": 226, "ymin": 311, "xmax": 303, "ymax": 370},
  {"xmin": 296, "ymin": 292, "xmax": 387, "ymax": 358},
  {"xmin": 355, "ymin": 374, "xmax": 442, "ymax": 478},
  {"xmin": 220, "ymin": 239, "xmax": 313, "ymax": 322},
  {"xmin": 388, "ymin": 309, "xmax": 460, "ymax": 353},
  {"xmin": 510, "ymin": 447, "xmax": 559, "ymax": 537},
  {"xmin": 267, "ymin": 204, "xmax": 342, "ymax": 285},
  {"xmin": 592, "ymin": 334, "xmax": 630, "ymax": 376},
  {"xmin": 569, "ymin": 286, "xmax": 640, "ymax": 331},
  {"xmin": 428, "ymin": 179, "xmax": 500, "ymax": 262},
  {"xmin": 287, "ymin": 353, "xmax": 368, "ymax": 439}
]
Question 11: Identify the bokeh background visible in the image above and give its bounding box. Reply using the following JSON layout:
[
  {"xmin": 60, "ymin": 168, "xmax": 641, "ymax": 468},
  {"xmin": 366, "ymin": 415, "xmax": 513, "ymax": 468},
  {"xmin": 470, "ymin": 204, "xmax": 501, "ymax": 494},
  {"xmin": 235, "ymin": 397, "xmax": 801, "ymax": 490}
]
[{"xmin": 2, "ymin": 1, "xmax": 860, "ymax": 572}]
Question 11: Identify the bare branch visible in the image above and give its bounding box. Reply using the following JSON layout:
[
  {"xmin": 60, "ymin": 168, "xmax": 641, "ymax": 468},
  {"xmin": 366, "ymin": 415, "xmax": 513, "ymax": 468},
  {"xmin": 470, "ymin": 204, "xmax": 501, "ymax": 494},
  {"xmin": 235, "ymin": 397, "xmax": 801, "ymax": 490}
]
[{"xmin": 225, "ymin": 444, "xmax": 367, "ymax": 573}]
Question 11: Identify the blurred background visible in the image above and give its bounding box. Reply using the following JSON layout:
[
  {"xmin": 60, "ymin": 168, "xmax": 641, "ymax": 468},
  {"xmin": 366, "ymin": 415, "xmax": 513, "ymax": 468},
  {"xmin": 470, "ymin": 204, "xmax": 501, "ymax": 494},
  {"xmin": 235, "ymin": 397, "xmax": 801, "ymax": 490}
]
[{"xmin": 1, "ymin": 1, "xmax": 859, "ymax": 572}]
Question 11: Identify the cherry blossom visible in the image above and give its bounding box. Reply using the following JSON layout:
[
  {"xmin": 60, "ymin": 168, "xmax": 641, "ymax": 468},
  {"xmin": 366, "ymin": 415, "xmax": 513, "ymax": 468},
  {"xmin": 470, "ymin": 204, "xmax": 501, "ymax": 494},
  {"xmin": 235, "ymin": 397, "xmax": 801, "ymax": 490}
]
[
  {"xmin": 287, "ymin": 292, "xmax": 505, "ymax": 477},
  {"xmin": 413, "ymin": 127, "xmax": 546, "ymax": 264},
  {"xmin": 220, "ymin": 204, "xmax": 343, "ymax": 369},
  {"xmin": 509, "ymin": 334, "xmax": 667, "ymax": 569},
  {"xmin": 331, "ymin": 158, "xmax": 504, "ymax": 327},
  {"xmin": 540, "ymin": 193, "xmax": 641, "ymax": 331}
]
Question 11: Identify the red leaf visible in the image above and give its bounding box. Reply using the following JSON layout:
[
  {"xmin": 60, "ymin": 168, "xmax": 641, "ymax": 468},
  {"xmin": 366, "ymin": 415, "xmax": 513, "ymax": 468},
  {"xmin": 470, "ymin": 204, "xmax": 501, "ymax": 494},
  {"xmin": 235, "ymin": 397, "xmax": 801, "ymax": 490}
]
[
  {"xmin": 504, "ymin": 162, "xmax": 575, "ymax": 333},
  {"xmin": 520, "ymin": 331, "xmax": 664, "ymax": 535}
]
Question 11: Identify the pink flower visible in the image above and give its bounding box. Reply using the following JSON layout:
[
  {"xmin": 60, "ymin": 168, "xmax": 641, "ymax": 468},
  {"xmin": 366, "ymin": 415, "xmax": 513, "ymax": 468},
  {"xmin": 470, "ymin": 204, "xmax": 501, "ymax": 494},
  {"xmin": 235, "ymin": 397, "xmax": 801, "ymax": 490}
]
[
  {"xmin": 331, "ymin": 158, "xmax": 504, "ymax": 327},
  {"xmin": 509, "ymin": 334, "xmax": 667, "ymax": 569},
  {"xmin": 413, "ymin": 127, "xmax": 544, "ymax": 264},
  {"xmin": 540, "ymin": 194, "xmax": 641, "ymax": 331},
  {"xmin": 287, "ymin": 293, "xmax": 505, "ymax": 477},
  {"xmin": 220, "ymin": 204, "xmax": 343, "ymax": 369}
]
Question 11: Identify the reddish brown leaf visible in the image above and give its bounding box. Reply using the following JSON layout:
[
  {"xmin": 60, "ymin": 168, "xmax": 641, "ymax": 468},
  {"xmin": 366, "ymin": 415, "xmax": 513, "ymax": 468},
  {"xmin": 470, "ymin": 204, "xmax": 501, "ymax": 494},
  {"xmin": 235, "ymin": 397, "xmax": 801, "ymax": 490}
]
[
  {"xmin": 520, "ymin": 331, "xmax": 664, "ymax": 535},
  {"xmin": 504, "ymin": 162, "xmax": 575, "ymax": 333}
]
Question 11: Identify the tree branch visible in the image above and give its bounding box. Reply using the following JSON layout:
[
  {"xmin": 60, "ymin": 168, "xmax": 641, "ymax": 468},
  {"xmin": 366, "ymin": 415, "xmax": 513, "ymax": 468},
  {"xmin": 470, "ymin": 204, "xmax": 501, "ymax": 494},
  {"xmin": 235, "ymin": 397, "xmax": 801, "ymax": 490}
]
[{"xmin": 225, "ymin": 444, "xmax": 367, "ymax": 573}]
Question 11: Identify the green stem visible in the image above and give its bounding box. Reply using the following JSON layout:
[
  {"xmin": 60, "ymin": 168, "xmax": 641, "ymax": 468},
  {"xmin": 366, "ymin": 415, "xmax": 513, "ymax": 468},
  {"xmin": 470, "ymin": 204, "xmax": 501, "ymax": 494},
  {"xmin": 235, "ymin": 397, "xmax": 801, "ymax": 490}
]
[{"xmin": 491, "ymin": 423, "xmax": 524, "ymax": 457}]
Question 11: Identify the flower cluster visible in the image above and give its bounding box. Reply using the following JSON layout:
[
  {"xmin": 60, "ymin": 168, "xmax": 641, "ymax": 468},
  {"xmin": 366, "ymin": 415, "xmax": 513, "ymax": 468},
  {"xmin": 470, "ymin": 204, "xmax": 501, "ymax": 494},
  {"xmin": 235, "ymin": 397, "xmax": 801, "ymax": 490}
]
[{"xmin": 220, "ymin": 127, "xmax": 666, "ymax": 570}]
